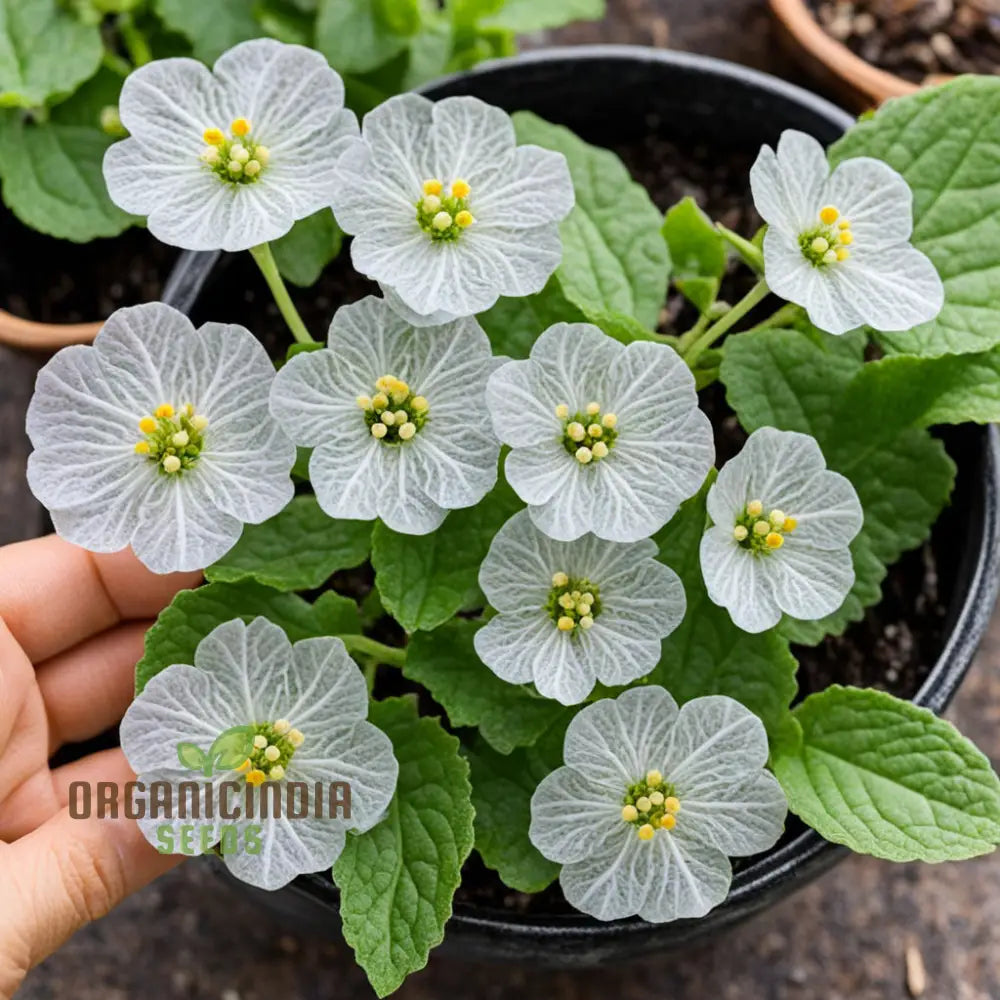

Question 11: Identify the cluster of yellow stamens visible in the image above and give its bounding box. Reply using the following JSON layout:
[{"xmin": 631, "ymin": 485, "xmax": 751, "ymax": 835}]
[
  {"xmin": 237, "ymin": 719, "xmax": 304, "ymax": 786},
  {"xmin": 622, "ymin": 769, "xmax": 681, "ymax": 840},
  {"xmin": 416, "ymin": 178, "xmax": 475, "ymax": 241},
  {"xmin": 134, "ymin": 403, "xmax": 209, "ymax": 475},
  {"xmin": 556, "ymin": 401, "xmax": 618, "ymax": 464},
  {"xmin": 800, "ymin": 204, "xmax": 853, "ymax": 267},
  {"xmin": 547, "ymin": 571, "xmax": 601, "ymax": 633},
  {"xmin": 358, "ymin": 374, "xmax": 429, "ymax": 444},
  {"xmin": 733, "ymin": 499, "xmax": 798, "ymax": 553},
  {"xmin": 200, "ymin": 118, "xmax": 270, "ymax": 184}
]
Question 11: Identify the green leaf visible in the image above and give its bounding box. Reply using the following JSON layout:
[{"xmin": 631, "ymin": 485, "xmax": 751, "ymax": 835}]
[
  {"xmin": 154, "ymin": 0, "xmax": 262, "ymax": 62},
  {"xmin": 830, "ymin": 77, "xmax": 1000, "ymax": 358},
  {"xmin": 206, "ymin": 496, "xmax": 372, "ymax": 592},
  {"xmin": 373, "ymin": 0, "xmax": 420, "ymax": 35},
  {"xmin": 512, "ymin": 111, "xmax": 670, "ymax": 329},
  {"xmin": 720, "ymin": 327, "xmax": 955, "ymax": 643},
  {"xmin": 135, "ymin": 581, "xmax": 360, "ymax": 692},
  {"xmin": 253, "ymin": 0, "xmax": 315, "ymax": 46},
  {"xmin": 208, "ymin": 725, "xmax": 256, "ymax": 771},
  {"xmin": 465, "ymin": 714, "xmax": 568, "ymax": 892},
  {"xmin": 662, "ymin": 196, "xmax": 726, "ymax": 314},
  {"xmin": 403, "ymin": 619, "xmax": 567, "ymax": 755},
  {"xmin": 0, "ymin": 69, "xmax": 137, "ymax": 241},
  {"xmin": 372, "ymin": 476, "xmax": 522, "ymax": 632},
  {"xmin": 334, "ymin": 696, "xmax": 474, "ymax": 998},
  {"xmin": 176, "ymin": 742, "xmax": 207, "ymax": 771},
  {"xmin": 477, "ymin": 276, "xmax": 585, "ymax": 359},
  {"xmin": 0, "ymin": 0, "xmax": 102, "ymax": 109},
  {"xmin": 648, "ymin": 476, "xmax": 799, "ymax": 745},
  {"xmin": 774, "ymin": 685, "xmax": 1000, "ymax": 861},
  {"xmin": 481, "ymin": 0, "xmax": 604, "ymax": 31},
  {"xmin": 315, "ymin": 0, "xmax": 411, "ymax": 74},
  {"xmin": 271, "ymin": 208, "xmax": 343, "ymax": 287}
]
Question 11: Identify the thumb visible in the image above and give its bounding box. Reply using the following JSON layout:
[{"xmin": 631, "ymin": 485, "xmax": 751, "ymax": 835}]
[{"xmin": 0, "ymin": 805, "xmax": 179, "ymax": 998}]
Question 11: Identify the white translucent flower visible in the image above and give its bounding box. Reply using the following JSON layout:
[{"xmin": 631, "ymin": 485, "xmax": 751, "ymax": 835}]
[
  {"xmin": 750, "ymin": 129, "xmax": 943, "ymax": 336},
  {"xmin": 120, "ymin": 617, "xmax": 398, "ymax": 891},
  {"xmin": 700, "ymin": 426, "xmax": 863, "ymax": 634},
  {"xmin": 474, "ymin": 511, "xmax": 685, "ymax": 705},
  {"xmin": 530, "ymin": 687, "xmax": 786, "ymax": 922},
  {"xmin": 269, "ymin": 295, "xmax": 500, "ymax": 535},
  {"xmin": 487, "ymin": 322, "xmax": 714, "ymax": 543},
  {"xmin": 26, "ymin": 302, "xmax": 295, "ymax": 574},
  {"xmin": 331, "ymin": 93, "xmax": 574, "ymax": 322},
  {"xmin": 104, "ymin": 39, "xmax": 358, "ymax": 252}
]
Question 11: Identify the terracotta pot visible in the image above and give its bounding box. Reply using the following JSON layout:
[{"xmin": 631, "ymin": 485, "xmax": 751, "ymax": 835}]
[
  {"xmin": 769, "ymin": 0, "xmax": 921, "ymax": 109},
  {"xmin": 0, "ymin": 249, "xmax": 217, "ymax": 353}
]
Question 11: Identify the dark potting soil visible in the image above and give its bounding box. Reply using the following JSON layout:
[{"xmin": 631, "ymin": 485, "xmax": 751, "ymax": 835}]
[
  {"xmin": 192, "ymin": 123, "xmax": 954, "ymax": 917},
  {"xmin": 0, "ymin": 210, "xmax": 179, "ymax": 325},
  {"xmin": 812, "ymin": 0, "xmax": 1000, "ymax": 82}
]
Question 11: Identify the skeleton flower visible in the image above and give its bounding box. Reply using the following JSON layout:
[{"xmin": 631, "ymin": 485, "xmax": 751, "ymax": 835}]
[
  {"xmin": 269, "ymin": 295, "xmax": 500, "ymax": 534},
  {"xmin": 120, "ymin": 617, "xmax": 398, "ymax": 891},
  {"xmin": 104, "ymin": 39, "xmax": 357, "ymax": 252},
  {"xmin": 487, "ymin": 322, "xmax": 714, "ymax": 542},
  {"xmin": 475, "ymin": 511, "xmax": 685, "ymax": 705},
  {"xmin": 331, "ymin": 93, "xmax": 574, "ymax": 322},
  {"xmin": 26, "ymin": 302, "xmax": 294, "ymax": 574},
  {"xmin": 700, "ymin": 426, "xmax": 863, "ymax": 634},
  {"xmin": 750, "ymin": 129, "xmax": 943, "ymax": 336},
  {"xmin": 530, "ymin": 687, "xmax": 786, "ymax": 922}
]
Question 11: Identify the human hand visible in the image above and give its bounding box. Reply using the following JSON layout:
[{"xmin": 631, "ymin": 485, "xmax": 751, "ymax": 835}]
[{"xmin": 0, "ymin": 536, "xmax": 201, "ymax": 997}]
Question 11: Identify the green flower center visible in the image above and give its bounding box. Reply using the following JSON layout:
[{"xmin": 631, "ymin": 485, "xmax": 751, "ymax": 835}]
[
  {"xmin": 415, "ymin": 177, "xmax": 475, "ymax": 242},
  {"xmin": 545, "ymin": 573, "xmax": 601, "ymax": 633},
  {"xmin": 359, "ymin": 374, "xmax": 429, "ymax": 444},
  {"xmin": 733, "ymin": 498, "xmax": 797, "ymax": 554},
  {"xmin": 621, "ymin": 769, "xmax": 680, "ymax": 840},
  {"xmin": 241, "ymin": 719, "xmax": 304, "ymax": 785},
  {"xmin": 134, "ymin": 403, "xmax": 208, "ymax": 476},
  {"xmin": 200, "ymin": 118, "xmax": 270, "ymax": 185},
  {"xmin": 799, "ymin": 204, "xmax": 854, "ymax": 267},
  {"xmin": 556, "ymin": 400, "xmax": 619, "ymax": 464}
]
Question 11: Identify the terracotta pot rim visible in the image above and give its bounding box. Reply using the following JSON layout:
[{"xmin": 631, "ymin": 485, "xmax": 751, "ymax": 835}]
[
  {"xmin": 0, "ymin": 307, "xmax": 102, "ymax": 351},
  {"xmin": 769, "ymin": 0, "xmax": 921, "ymax": 104}
]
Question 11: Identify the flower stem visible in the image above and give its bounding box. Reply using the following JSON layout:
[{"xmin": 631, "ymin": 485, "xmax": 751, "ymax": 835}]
[
  {"xmin": 119, "ymin": 14, "xmax": 152, "ymax": 67},
  {"xmin": 681, "ymin": 279, "xmax": 770, "ymax": 367},
  {"xmin": 249, "ymin": 243, "xmax": 315, "ymax": 346},
  {"xmin": 339, "ymin": 634, "xmax": 407, "ymax": 668}
]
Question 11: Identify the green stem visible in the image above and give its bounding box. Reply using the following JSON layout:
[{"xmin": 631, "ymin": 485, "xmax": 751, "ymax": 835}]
[
  {"xmin": 682, "ymin": 280, "xmax": 770, "ymax": 367},
  {"xmin": 119, "ymin": 14, "xmax": 152, "ymax": 67},
  {"xmin": 676, "ymin": 310, "xmax": 711, "ymax": 353},
  {"xmin": 101, "ymin": 48, "xmax": 133, "ymax": 78},
  {"xmin": 249, "ymin": 243, "xmax": 314, "ymax": 345},
  {"xmin": 363, "ymin": 660, "xmax": 377, "ymax": 694},
  {"xmin": 339, "ymin": 634, "xmax": 406, "ymax": 668}
]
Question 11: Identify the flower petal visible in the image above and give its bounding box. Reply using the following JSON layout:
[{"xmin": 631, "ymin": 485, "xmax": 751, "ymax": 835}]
[
  {"xmin": 699, "ymin": 526, "xmax": 782, "ymax": 634},
  {"xmin": 529, "ymin": 766, "xmax": 623, "ymax": 865},
  {"xmin": 750, "ymin": 130, "xmax": 829, "ymax": 232},
  {"xmin": 768, "ymin": 538, "xmax": 856, "ymax": 620},
  {"xmin": 821, "ymin": 155, "xmax": 914, "ymax": 246},
  {"xmin": 471, "ymin": 144, "xmax": 574, "ymax": 228},
  {"xmin": 429, "ymin": 95, "xmax": 516, "ymax": 186}
]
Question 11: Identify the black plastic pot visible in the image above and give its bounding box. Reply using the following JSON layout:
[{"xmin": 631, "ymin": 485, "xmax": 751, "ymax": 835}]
[{"xmin": 177, "ymin": 46, "xmax": 1000, "ymax": 967}]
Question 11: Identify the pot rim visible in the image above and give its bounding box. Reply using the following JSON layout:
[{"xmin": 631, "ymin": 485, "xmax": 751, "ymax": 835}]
[{"xmin": 768, "ymin": 0, "xmax": 921, "ymax": 107}]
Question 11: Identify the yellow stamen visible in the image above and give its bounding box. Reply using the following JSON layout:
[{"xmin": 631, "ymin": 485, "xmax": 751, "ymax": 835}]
[
  {"xmin": 836, "ymin": 248, "xmax": 851, "ymax": 261},
  {"xmin": 557, "ymin": 616, "xmax": 576, "ymax": 631},
  {"xmin": 411, "ymin": 396, "xmax": 428, "ymax": 412},
  {"xmin": 575, "ymin": 447, "xmax": 593, "ymax": 464},
  {"xmin": 754, "ymin": 520, "xmax": 770, "ymax": 536},
  {"xmin": 274, "ymin": 720, "xmax": 291, "ymax": 735},
  {"xmin": 372, "ymin": 392, "xmax": 389, "ymax": 410},
  {"xmin": 602, "ymin": 413, "xmax": 618, "ymax": 429},
  {"xmin": 203, "ymin": 128, "xmax": 225, "ymax": 146},
  {"xmin": 555, "ymin": 403, "xmax": 569, "ymax": 419},
  {"xmin": 747, "ymin": 499, "xmax": 763, "ymax": 517},
  {"xmin": 660, "ymin": 813, "xmax": 677, "ymax": 830},
  {"xmin": 172, "ymin": 431, "xmax": 189, "ymax": 448},
  {"xmin": 587, "ymin": 424, "xmax": 603, "ymax": 438},
  {"xmin": 637, "ymin": 824, "xmax": 655, "ymax": 841},
  {"xmin": 558, "ymin": 593, "xmax": 575, "ymax": 610},
  {"xmin": 381, "ymin": 411, "xmax": 395, "ymax": 426},
  {"xmin": 269, "ymin": 765, "xmax": 285, "ymax": 781},
  {"xmin": 357, "ymin": 395, "xmax": 372, "ymax": 410},
  {"xmin": 811, "ymin": 236, "xmax": 829, "ymax": 254},
  {"xmin": 766, "ymin": 532, "xmax": 784, "ymax": 549},
  {"xmin": 592, "ymin": 441, "xmax": 609, "ymax": 459},
  {"xmin": 566, "ymin": 422, "xmax": 586, "ymax": 442},
  {"xmin": 398, "ymin": 422, "xmax": 416, "ymax": 441},
  {"xmin": 622, "ymin": 804, "xmax": 638, "ymax": 823},
  {"xmin": 579, "ymin": 615, "xmax": 594, "ymax": 630},
  {"xmin": 838, "ymin": 218, "xmax": 851, "ymax": 230},
  {"xmin": 390, "ymin": 381, "xmax": 409, "ymax": 403},
  {"xmin": 664, "ymin": 796, "xmax": 681, "ymax": 814},
  {"xmin": 769, "ymin": 509, "xmax": 786, "ymax": 528},
  {"xmin": 162, "ymin": 455, "xmax": 181, "ymax": 474},
  {"xmin": 455, "ymin": 210, "xmax": 474, "ymax": 228},
  {"xmin": 586, "ymin": 402, "xmax": 600, "ymax": 416},
  {"xmin": 231, "ymin": 118, "xmax": 251, "ymax": 137},
  {"xmin": 246, "ymin": 769, "xmax": 267, "ymax": 787},
  {"xmin": 636, "ymin": 796, "xmax": 651, "ymax": 812},
  {"xmin": 784, "ymin": 517, "xmax": 798, "ymax": 532},
  {"xmin": 819, "ymin": 205, "xmax": 839, "ymax": 225},
  {"xmin": 733, "ymin": 525, "xmax": 748, "ymax": 542},
  {"xmin": 648, "ymin": 790, "xmax": 664, "ymax": 806},
  {"xmin": 646, "ymin": 769, "xmax": 663, "ymax": 786},
  {"xmin": 838, "ymin": 230, "xmax": 853, "ymax": 246},
  {"xmin": 423, "ymin": 179, "xmax": 443, "ymax": 196},
  {"xmin": 552, "ymin": 571, "xmax": 569, "ymax": 587},
  {"xmin": 237, "ymin": 759, "xmax": 251, "ymax": 773},
  {"xmin": 288, "ymin": 730, "xmax": 304, "ymax": 748},
  {"xmin": 134, "ymin": 441, "xmax": 150, "ymax": 455},
  {"xmin": 264, "ymin": 745, "xmax": 281, "ymax": 762},
  {"xmin": 253, "ymin": 735, "xmax": 268, "ymax": 749},
  {"xmin": 451, "ymin": 178, "xmax": 470, "ymax": 199},
  {"xmin": 191, "ymin": 415, "xmax": 209, "ymax": 432},
  {"xmin": 371, "ymin": 424, "xmax": 388, "ymax": 439},
  {"xmin": 244, "ymin": 160, "xmax": 261, "ymax": 178},
  {"xmin": 432, "ymin": 211, "xmax": 453, "ymax": 231}
]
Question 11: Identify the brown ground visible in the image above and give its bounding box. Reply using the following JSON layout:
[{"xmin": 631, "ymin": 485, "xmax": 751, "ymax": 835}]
[{"xmin": 3, "ymin": 2, "xmax": 999, "ymax": 998}]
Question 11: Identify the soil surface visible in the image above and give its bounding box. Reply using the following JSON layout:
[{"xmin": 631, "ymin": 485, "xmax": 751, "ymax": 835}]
[
  {"xmin": 813, "ymin": 0, "xmax": 1000, "ymax": 81},
  {"xmin": 0, "ymin": 211, "xmax": 178, "ymax": 324}
]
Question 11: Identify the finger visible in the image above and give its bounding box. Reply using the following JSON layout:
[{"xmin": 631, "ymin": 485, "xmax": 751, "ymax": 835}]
[
  {"xmin": 51, "ymin": 748, "xmax": 136, "ymax": 808},
  {"xmin": 0, "ymin": 535, "xmax": 200, "ymax": 663},
  {"xmin": 36, "ymin": 621, "xmax": 150, "ymax": 755},
  {"xmin": 0, "ymin": 796, "xmax": 179, "ymax": 993}
]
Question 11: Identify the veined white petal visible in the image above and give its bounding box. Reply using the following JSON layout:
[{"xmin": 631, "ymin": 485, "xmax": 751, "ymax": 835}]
[
  {"xmin": 699, "ymin": 526, "xmax": 782, "ymax": 634},
  {"xmin": 821, "ymin": 155, "xmax": 914, "ymax": 245},
  {"xmin": 332, "ymin": 139, "xmax": 415, "ymax": 234},
  {"xmin": 485, "ymin": 360, "xmax": 565, "ymax": 448},
  {"xmin": 769, "ymin": 539, "xmax": 856, "ymax": 620},
  {"xmin": 478, "ymin": 509, "xmax": 563, "ymax": 612},
  {"xmin": 749, "ymin": 130, "xmax": 828, "ymax": 232},
  {"xmin": 471, "ymin": 144, "xmax": 574, "ymax": 228},
  {"xmin": 359, "ymin": 93, "xmax": 434, "ymax": 199},
  {"xmin": 506, "ymin": 439, "xmax": 577, "ymax": 509},
  {"xmin": 429, "ymin": 95, "xmax": 517, "ymax": 188},
  {"xmin": 529, "ymin": 767, "xmax": 623, "ymax": 865}
]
